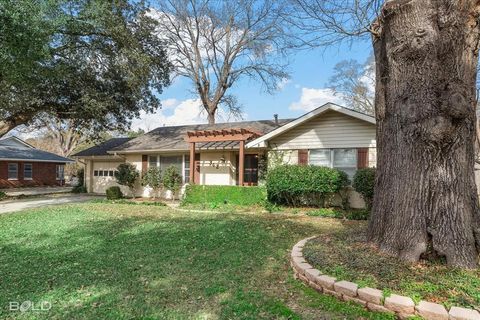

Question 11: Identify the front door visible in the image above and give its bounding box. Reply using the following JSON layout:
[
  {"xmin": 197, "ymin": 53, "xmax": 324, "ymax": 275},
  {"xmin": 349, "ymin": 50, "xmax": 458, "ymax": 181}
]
[{"xmin": 244, "ymin": 154, "xmax": 259, "ymax": 186}]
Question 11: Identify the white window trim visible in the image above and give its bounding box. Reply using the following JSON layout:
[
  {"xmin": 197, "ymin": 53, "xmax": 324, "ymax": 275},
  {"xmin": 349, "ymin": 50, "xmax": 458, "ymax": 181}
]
[
  {"xmin": 24, "ymin": 163, "xmax": 33, "ymax": 180},
  {"xmin": 308, "ymin": 149, "xmax": 358, "ymax": 169},
  {"xmin": 8, "ymin": 163, "xmax": 18, "ymax": 180}
]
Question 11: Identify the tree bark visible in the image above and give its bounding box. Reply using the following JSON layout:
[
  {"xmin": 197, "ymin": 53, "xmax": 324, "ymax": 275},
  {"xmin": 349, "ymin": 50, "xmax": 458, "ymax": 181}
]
[{"xmin": 369, "ymin": 0, "xmax": 480, "ymax": 268}]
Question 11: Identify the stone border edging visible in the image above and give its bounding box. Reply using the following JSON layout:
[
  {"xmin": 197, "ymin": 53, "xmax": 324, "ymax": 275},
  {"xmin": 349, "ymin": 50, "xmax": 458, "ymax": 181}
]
[{"xmin": 291, "ymin": 236, "xmax": 480, "ymax": 320}]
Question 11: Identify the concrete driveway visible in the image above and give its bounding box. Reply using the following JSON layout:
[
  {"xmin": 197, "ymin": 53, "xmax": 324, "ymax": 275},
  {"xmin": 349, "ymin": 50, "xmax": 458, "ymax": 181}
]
[{"xmin": 0, "ymin": 194, "xmax": 100, "ymax": 214}]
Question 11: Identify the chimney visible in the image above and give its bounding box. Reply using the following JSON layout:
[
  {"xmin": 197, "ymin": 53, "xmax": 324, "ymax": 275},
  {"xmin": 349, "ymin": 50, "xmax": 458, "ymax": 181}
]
[{"xmin": 273, "ymin": 114, "xmax": 279, "ymax": 124}]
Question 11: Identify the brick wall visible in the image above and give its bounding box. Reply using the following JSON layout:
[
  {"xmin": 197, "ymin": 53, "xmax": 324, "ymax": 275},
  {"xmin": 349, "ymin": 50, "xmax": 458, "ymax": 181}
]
[{"xmin": 0, "ymin": 161, "xmax": 65, "ymax": 188}]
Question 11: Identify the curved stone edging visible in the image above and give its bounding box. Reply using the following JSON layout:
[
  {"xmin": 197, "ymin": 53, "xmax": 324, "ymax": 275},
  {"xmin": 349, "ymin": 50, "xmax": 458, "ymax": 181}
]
[{"xmin": 291, "ymin": 236, "xmax": 480, "ymax": 320}]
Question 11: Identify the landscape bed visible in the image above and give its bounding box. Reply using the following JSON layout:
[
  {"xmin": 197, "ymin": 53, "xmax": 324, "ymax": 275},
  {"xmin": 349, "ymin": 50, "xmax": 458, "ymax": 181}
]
[{"xmin": 302, "ymin": 222, "xmax": 480, "ymax": 310}]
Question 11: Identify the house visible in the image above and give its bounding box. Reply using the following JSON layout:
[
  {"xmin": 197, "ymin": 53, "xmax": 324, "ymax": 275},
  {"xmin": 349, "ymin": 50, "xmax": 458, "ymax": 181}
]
[
  {"xmin": 73, "ymin": 103, "xmax": 377, "ymax": 207},
  {"xmin": 0, "ymin": 137, "xmax": 74, "ymax": 188}
]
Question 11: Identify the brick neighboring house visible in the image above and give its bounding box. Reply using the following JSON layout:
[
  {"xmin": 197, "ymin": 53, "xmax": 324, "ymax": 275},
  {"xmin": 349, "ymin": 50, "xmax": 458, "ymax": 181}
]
[{"xmin": 0, "ymin": 137, "xmax": 73, "ymax": 188}]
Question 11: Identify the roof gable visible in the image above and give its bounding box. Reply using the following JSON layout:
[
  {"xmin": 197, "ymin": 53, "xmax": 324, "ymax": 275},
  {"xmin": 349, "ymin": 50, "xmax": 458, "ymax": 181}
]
[
  {"xmin": 246, "ymin": 103, "xmax": 375, "ymax": 148},
  {"xmin": 0, "ymin": 137, "xmax": 34, "ymax": 149}
]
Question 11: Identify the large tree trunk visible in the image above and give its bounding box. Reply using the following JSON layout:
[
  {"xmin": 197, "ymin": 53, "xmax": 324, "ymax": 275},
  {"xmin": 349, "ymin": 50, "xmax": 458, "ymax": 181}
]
[{"xmin": 369, "ymin": 0, "xmax": 480, "ymax": 268}]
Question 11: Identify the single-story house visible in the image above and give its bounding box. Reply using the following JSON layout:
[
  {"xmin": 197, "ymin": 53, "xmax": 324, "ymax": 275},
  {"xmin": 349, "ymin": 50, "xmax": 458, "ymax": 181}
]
[
  {"xmin": 73, "ymin": 103, "xmax": 377, "ymax": 208},
  {"xmin": 0, "ymin": 137, "xmax": 73, "ymax": 188}
]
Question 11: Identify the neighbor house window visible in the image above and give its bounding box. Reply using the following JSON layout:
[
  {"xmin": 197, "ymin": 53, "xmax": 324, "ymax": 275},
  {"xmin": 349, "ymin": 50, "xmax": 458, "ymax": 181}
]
[
  {"xmin": 94, "ymin": 170, "xmax": 99, "ymax": 176},
  {"xmin": 8, "ymin": 163, "xmax": 18, "ymax": 180},
  {"xmin": 56, "ymin": 165, "xmax": 65, "ymax": 180},
  {"xmin": 24, "ymin": 163, "xmax": 33, "ymax": 180},
  {"xmin": 309, "ymin": 149, "xmax": 357, "ymax": 179}
]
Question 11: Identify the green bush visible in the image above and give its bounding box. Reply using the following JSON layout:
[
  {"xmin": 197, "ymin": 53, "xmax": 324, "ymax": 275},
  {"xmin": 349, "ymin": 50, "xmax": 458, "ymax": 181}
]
[
  {"xmin": 72, "ymin": 185, "xmax": 87, "ymax": 193},
  {"xmin": 162, "ymin": 166, "xmax": 182, "ymax": 201},
  {"xmin": 0, "ymin": 191, "xmax": 6, "ymax": 200},
  {"xmin": 106, "ymin": 186, "xmax": 123, "ymax": 200},
  {"xmin": 182, "ymin": 185, "xmax": 267, "ymax": 206},
  {"xmin": 141, "ymin": 167, "xmax": 163, "ymax": 199},
  {"xmin": 115, "ymin": 163, "xmax": 139, "ymax": 198},
  {"xmin": 76, "ymin": 167, "xmax": 85, "ymax": 187},
  {"xmin": 352, "ymin": 168, "xmax": 375, "ymax": 210},
  {"xmin": 266, "ymin": 165, "xmax": 349, "ymax": 207}
]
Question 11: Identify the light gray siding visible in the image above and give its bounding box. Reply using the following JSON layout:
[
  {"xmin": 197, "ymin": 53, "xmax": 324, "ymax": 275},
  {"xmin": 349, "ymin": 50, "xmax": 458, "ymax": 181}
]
[{"xmin": 269, "ymin": 110, "xmax": 376, "ymax": 150}]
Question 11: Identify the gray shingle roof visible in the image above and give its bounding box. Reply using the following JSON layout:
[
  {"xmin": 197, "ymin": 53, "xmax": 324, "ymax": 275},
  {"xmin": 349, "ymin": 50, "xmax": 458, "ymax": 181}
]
[
  {"xmin": 0, "ymin": 138, "xmax": 73, "ymax": 163},
  {"xmin": 111, "ymin": 119, "xmax": 292, "ymax": 153},
  {"xmin": 72, "ymin": 138, "xmax": 132, "ymax": 157}
]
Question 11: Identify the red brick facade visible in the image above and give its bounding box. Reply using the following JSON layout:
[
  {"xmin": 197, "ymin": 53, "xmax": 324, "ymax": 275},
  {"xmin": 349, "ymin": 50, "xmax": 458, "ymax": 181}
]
[{"xmin": 0, "ymin": 161, "xmax": 65, "ymax": 188}]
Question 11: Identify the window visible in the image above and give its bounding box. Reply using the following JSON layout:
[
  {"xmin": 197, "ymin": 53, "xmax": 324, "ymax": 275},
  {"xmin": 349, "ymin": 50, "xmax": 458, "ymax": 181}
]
[
  {"xmin": 103, "ymin": 170, "xmax": 108, "ymax": 176},
  {"xmin": 148, "ymin": 155, "xmax": 187, "ymax": 182},
  {"xmin": 160, "ymin": 155, "xmax": 183, "ymax": 177},
  {"xmin": 56, "ymin": 165, "xmax": 65, "ymax": 180},
  {"xmin": 98, "ymin": 170, "xmax": 104, "ymax": 176},
  {"xmin": 8, "ymin": 163, "xmax": 18, "ymax": 180},
  {"xmin": 24, "ymin": 163, "xmax": 33, "ymax": 180},
  {"xmin": 109, "ymin": 170, "xmax": 114, "ymax": 177},
  {"xmin": 94, "ymin": 170, "xmax": 99, "ymax": 176},
  {"xmin": 309, "ymin": 149, "xmax": 357, "ymax": 179},
  {"xmin": 149, "ymin": 155, "xmax": 159, "ymax": 168}
]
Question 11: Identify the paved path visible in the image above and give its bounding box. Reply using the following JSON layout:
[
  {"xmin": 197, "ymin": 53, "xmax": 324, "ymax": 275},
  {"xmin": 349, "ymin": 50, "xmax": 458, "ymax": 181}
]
[
  {"xmin": 0, "ymin": 186, "xmax": 73, "ymax": 197},
  {"xmin": 0, "ymin": 194, "xmax": 99, "ymax": 214}
]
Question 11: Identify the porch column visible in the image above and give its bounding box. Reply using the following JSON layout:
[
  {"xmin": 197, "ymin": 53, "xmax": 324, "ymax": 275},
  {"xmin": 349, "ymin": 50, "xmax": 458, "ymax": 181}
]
[
  {"xmin": 239, "ymin": 140, "xmax": 245, "ymax": 186},
  {"xmin": 189, "ymin": 142, "xmax": 195, "ymax": 184}
]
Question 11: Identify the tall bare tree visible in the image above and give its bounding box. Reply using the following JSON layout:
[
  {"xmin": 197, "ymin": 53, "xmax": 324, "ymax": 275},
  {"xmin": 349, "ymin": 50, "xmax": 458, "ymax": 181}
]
[
  {"xmin": 328, "ymin": 55, "xmax": 375, "ymax": 115},
  {"xmin": 151, "ymin": 0, "xmax": 291, "ymax": 124},
  {"xmin": 292, "ymin": 0, "xmax": 480, "ymax": 268}
]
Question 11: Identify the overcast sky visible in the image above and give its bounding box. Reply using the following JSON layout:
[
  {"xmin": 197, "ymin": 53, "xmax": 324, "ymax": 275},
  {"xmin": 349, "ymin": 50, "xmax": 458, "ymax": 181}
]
[{"xmin": 131, "ymin": 40, "xmax": 372, "ymax": 131}]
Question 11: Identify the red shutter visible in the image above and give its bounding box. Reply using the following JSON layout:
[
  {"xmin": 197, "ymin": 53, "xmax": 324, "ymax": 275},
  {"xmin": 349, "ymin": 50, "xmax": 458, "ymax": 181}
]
[
  {"xmin": 142, "ymin": 155, "xmax": 148, "ymax": 176},
  {"xmin": 298, "ymin": 150, "xmax": 309, "ymax": 165},
  {"xmin": 357, "ymin": 148, "xmax": 369, "ymax": 169}
]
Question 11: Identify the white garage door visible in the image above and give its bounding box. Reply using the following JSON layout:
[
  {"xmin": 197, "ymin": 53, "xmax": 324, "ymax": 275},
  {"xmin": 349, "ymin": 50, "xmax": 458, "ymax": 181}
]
[{"xmin": 92, "ymin": 161, "xmax": 124, "ymax": 194}]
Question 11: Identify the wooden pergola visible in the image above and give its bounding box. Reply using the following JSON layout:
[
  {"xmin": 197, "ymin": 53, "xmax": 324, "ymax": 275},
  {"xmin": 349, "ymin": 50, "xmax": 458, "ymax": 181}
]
[{"xmin": 185, "ymin": 128, "xmax": 261, "ymax": 185}]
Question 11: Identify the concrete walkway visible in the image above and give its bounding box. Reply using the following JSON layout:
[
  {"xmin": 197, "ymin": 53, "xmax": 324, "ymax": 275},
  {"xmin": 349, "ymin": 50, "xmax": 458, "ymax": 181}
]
[
  {"xmin": 0, "ymin": 194, "xmax": 99, "ymax": 214},
  {"xmin": 0, "ymin": 186, "xmax": 73, "ymax": 197}
]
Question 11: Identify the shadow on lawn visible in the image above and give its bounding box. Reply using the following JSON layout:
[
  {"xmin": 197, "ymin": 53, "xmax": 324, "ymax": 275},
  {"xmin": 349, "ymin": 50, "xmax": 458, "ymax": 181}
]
[{"xmin": 0, "ymin": 208, "xmax": 325, "ymax": 319}]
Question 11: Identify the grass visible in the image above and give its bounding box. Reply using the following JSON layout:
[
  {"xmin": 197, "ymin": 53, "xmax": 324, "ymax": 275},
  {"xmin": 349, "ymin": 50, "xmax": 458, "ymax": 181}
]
[
  {"xmin": 0, "ymin": 202, "xmax": 393, "ymax": 319},
  {"xmin": 302, "ymin": 223, "xmax": 480, "ymax": 310}
]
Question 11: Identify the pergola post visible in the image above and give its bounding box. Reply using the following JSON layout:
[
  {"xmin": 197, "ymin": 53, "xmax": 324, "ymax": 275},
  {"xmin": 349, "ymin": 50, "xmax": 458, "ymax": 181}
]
[
  {"xmin": 189, "ymin": 142, "xmax": 195, "ymax": 184},
  {"xmin": 239, "ymin": 140, "xmax": 245, "ymax": 186}
]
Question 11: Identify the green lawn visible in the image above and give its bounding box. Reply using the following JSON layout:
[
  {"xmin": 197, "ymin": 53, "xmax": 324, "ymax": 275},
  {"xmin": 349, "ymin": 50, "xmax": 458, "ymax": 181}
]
[{"xmin": 0, "ymin": 203, "xmax": 393, "ymax": 320}]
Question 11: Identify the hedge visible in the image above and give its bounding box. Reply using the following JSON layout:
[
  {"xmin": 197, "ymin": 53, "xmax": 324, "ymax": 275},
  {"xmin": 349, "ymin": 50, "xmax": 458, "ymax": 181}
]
[
  {"xmin": 182, "ymin": 185, "xmax": 267, "ymax": 206},
  {"xmin": 266, "ymin": 165, "xmax": 349, "ymax": 207},
  {"xmin": 352, "ymin": 167, "xmax": 375, "ymax": 210}
]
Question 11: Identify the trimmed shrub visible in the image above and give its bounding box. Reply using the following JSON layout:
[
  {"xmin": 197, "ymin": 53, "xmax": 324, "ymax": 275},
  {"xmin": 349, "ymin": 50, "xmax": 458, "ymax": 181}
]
[
  {"xmin": 72, "ymin": 185, "xmax": 87, "ymax": 193},
  {"xmin": 182, "ymin": 185, "xmax": 267, "ymax": 206},
  {"xmin": 162, "ymin": 166, "xmax": 182, "ymax": 201},
  {"xmin": 266, "ymin": 165, "xmax": 349, "ymax": 207},
  {"xmin": 352, "ymin": 167, "xmax": 375, "ymax": 210},
  {"xmin": 141, "ymin": 167, "xmax": 163, "ymax": 199},
  {"xmin": 106, "ymin": 186, "xmax": 123, "ymax": 200},
  {"xmin": 115, "ymin": 163, "xmax": 139, "ymax": 198},
  {"xmin": 0, "ymin": 191, "xmax": 6, "ymax": 200}
]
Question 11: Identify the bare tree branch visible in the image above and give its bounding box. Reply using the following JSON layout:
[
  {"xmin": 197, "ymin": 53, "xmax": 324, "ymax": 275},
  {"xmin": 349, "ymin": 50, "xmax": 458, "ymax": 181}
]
[{"xmin": 151, "ymin": 0, "xmax": 292, "ymax": 124}]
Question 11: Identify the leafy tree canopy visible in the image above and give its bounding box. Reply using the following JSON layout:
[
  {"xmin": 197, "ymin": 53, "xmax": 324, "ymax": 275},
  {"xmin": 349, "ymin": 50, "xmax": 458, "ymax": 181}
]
[{"xmin": 0, "ymin": 0, "xmax": 171, "ymax": 136}]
